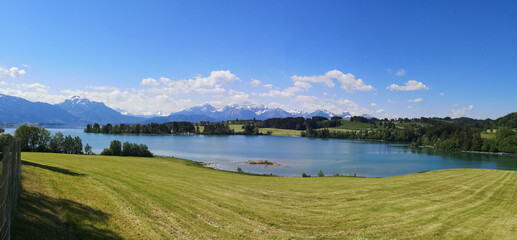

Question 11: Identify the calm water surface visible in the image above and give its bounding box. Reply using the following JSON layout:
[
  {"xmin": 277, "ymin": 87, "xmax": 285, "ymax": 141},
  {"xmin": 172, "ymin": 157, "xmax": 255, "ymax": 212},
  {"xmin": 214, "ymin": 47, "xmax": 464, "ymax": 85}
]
[{"xmin": 4, "ymin": 127, "xmax": 517, "ymax": 177}]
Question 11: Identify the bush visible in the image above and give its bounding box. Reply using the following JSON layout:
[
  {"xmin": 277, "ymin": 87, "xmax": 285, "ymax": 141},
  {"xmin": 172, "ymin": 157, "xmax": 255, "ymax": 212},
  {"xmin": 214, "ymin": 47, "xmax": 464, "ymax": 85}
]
[
  {"xmin": 103, "ymin": 140, "xmax": 153, "ymax": 157},
  {"xmin": 301, "ymin": 172, "xmax": 310, "ymax": 177},
  {"xmin": 84, "ymin": 144, "xmax": 93, "ymax": 155},
  {"xmin": 318, "ymin": 170, "xmax": 325, "ymax": 177},
  {"xmin": 100, "ymin": 148, "xmax": 112, "ymax": 155},
  {"xmin": 0, "ymin": 134, "xmax": 14, "ymax": 147},
  {"xmin": 109, "ymin": 140, "xmax": 122, "ymax": 156}
]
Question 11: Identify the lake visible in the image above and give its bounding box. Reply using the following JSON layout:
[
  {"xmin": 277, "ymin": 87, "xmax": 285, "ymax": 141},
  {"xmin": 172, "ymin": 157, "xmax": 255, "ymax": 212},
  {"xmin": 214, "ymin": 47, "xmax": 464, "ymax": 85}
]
[{"xmin": 4, "ymin": 127, "xmax": 517, "ymax": 177}]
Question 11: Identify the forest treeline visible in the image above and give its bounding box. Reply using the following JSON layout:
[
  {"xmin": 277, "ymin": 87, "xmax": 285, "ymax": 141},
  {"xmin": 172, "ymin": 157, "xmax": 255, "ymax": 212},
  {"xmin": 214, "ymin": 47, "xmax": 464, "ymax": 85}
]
[
  {"xmin": 303, "ymin": 113, "xmax": 517, "ymax": 153},
  {"xmin": 85, "ymin": 112, "xmax": 517, "ymax": 153},
  {"xmin": 85, "ymin": 122, "xmax": 248, "ymax": 135},
  {"xmin": 0, "ymin": 125, "xmax": 154, "ymax": 156}
]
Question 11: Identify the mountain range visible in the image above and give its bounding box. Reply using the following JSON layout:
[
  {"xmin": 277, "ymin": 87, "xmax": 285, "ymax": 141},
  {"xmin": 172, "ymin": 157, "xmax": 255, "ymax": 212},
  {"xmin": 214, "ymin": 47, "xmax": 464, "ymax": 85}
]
[{"xmin": 0, "ymin": 94, "xmax": 359, "ymax": 125}]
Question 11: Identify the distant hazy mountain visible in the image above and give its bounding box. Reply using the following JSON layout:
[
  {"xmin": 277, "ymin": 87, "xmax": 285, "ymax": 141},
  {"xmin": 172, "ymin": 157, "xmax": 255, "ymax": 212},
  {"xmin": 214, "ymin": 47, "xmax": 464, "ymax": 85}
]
[
  {"xmin": 0, "ymin": 94, "xmax": 79, "ymax": 124},
  {"xmin": 57, "ymin": 96, "xmax": 142, "ymax": 124},
  {"xmin": 143, "ymin": 104, "xmax": 354, "ymax": 123},
  {"xmin": 0, "ymin": 94, "xmax": 359, "ymax": 124}
]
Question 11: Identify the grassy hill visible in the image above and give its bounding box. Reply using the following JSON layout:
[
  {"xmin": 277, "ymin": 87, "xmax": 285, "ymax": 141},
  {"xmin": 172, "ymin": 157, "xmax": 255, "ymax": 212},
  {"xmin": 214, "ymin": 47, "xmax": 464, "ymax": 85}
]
[{"xmin": 15, "ymin": 153, "xmax": 517, "ymax": 239}]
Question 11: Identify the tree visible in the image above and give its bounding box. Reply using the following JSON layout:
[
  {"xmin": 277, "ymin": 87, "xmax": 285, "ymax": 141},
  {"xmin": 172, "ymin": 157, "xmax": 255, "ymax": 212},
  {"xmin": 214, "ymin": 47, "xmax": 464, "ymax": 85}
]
[
  {"xmin": 49, "ymin": 132, "xmax": 65, "ymax": 153},
  {"xmin": 73, "ymin": 136, "xmax": 83, "ymax": 154},
  {"xmin": 63, "ymin": 135, "xmax": 75, "ymax": 154},
  {"xmin": 84, "ymin": 143, "xmax": 93, "ymax": 155},
  {"xmin": 122, "ymin": 142, "xmax": 132, "ymax": 156},
  {"xmin": 109, "ymin": 140, "xmax": 122, "ymax": 156},
  {"xmin": 85, "ymin": 124, "xmax": 92, "ymax": 133},
  {"xmin": 36, "ymin": 128, "xmax": 51, "ymax": 152},
  {"xmin": 0, "ymin": 134, "xmax": 13, "ymax": 147},
  {"xmin": 100, "ymin": 148, "xmax": 111, "ymax": 155},
  {"xmin": 318, "ymin": 170, "xmax": 325, "ymax": 177},
  {"xmin": 14, "ymin": 125, "xmax": 49, "ymax": 151}
]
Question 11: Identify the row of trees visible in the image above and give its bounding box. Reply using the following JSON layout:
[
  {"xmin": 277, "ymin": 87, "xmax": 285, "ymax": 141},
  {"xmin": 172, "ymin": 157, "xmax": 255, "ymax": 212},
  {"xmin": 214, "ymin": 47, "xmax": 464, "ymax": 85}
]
[
  {"xmin": 100, "ymin": 140, "xmax": 153, "ymax": 157},
  {"xmin": 413, "ymin": 124, "xmax": 517, "ymax": 153},
  {"xmin": 202, "ymin": 122, "xmax": 234, "ymax": 135},
  {"xmin": 85, "ymin": 122, "xmax": 196, "ymax": 135},
  {"xmin": 260, "ymin": 116, "xmax": 346, "ymax": 130},
  {"xmin": 13, "ymin": 125, "xmax": 84, "ymax": 154},
  {"xmin": 84, "ymin": 116, "xmax": 355, "ymax": 136},
  {"xmin": 302, "ymin": 116, "xmax": 517, "ymax": 153},
  {"xmin": 2, "ymin": 125, "xmax": 156, "ymax": 156},
  {"xmin": 302, "ymin": 125, "xmax": 424, "ymax": 142}
]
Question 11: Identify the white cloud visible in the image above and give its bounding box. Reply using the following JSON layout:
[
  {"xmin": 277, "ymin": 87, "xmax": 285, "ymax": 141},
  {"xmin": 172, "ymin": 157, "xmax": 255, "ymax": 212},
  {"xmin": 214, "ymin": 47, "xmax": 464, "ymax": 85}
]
[
  {"xmin": 263, "ymin": 84, "xmax": 273, "ymax": 89},
  {"xmin": 9, "ymin": 67, "xmax": 26, "ymax": 78},
  {"xmin": 86, "ymin": 86, "xmax": 118, "ymax": 91},
  {"xmin": 0, "ymin": 81, "xmax": 6, "ymax": 85},
  {"xmin": 336, "ymin": 99, "xmax": 359, "ymax": 109},
  {"xmin": 18, "ymin": 83, "xmax": 47, "ymax": 89},
  {"xmin": 228, "ymin": 89, "xmax": 252, "ymax": 104},
  {"xmin": 146, "ymin": 70, "xmax": 238, "ymax": 94},
  {"xmin": 291, "ymin": 70, "xmax": 374, "ymax": 93},
  {"xmin": 376, "ymin": 109, "xmax": 385, "ymax": 113},
  {"xmin": 141, "ymin": 78, "xmax": 160, "ymax": 87},
  {"xmin": 250, "ymin": 79, "xmax": 261, "ymax": 87},
  {"xmin": 290, "ymin": 73, "xmax": 335, "ymax": 88},
  {"xmin": 395, "ymin": 68, "xmax": 406, "ymax": 77},
  {"xmin": 0, "ymin": 84, "xmax": 65, "ymax": 104},
  {"xmin": 451, "ymin": 105, "xmax": 474, "ymax": 118},
  {"xmin": 408, "ymin": 98, "xmax": 423, "ymax": 103},
  {"xmin": 440, "ymin": 92, "xmax": 444, "ymax": 96},
  {"xmin": 386, "ymin": 80, "xmax": 429, "ymax": 91},
  {"xmin": 0, "ymin": 66, "xmax": 27, "ymax": 78},
  {"xmin": 62, "ymin": 87, "xmax": 193, "ymax": 115},
  {"xmin": 260, "ymin": 70, "xmax": 374, "ymax": 101},
  {"xmin": 260, "ymin": 86, "xmax": 303, "ymax": 98},
  {"xmin": 370, "ymin": 103, "xmax": 376, "ymax": 107}
]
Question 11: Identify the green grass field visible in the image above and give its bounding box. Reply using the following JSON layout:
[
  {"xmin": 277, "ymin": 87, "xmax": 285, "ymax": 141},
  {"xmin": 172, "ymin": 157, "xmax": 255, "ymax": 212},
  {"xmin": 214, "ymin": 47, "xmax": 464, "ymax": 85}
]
[
  {"xmin": 229, "ymin": 124, "xmax": 245, "ymax": 133},
  {"xmin": 258, "ymin": 128, "xmax": 303, "ymax": 136},
  {"xmin": 334, "ymin": 120, "xmax": 372, "ymax": 130},
  {"xmin": 15, "ymin": 153, "xmax": 517, "ymax": 239}
]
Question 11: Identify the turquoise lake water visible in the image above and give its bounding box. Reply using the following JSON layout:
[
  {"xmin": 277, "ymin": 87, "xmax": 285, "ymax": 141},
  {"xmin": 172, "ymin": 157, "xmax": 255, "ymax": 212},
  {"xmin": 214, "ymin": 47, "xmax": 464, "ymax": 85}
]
[{"xmin": 4, "ymin": 127, "xmax": 517, "ymax": 177}]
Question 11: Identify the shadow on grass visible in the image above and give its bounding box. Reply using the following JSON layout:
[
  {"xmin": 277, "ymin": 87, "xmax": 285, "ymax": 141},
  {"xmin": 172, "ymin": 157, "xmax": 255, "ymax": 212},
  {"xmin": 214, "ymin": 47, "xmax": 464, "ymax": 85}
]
[
  {"xmin": 13, "ymin": 191, "xmax": 122, "ymax": 240},
  {"xmin": 21, "ymin": 160, "xmax": 86, "ymax": 176}
]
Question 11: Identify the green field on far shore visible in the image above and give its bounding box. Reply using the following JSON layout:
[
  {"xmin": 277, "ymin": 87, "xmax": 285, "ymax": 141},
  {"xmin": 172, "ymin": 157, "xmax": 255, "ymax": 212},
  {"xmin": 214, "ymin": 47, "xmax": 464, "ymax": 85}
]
[{"xmin": 14, "ymin": 153, "xmax": 517, "ymax": 239}]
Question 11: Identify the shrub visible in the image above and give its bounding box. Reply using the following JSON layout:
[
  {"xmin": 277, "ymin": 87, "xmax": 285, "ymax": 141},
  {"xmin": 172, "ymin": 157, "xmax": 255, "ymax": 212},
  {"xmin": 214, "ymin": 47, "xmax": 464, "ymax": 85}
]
[
  {"xmin": 100, "ymin": 148, "xmax": 111, "ymax": 155},
  {"xmin": 301, "ymin": 172, "xmax": 310, "ymax": 177},
  {"xmin": 84, "ymin": 144, "xmax": 93, "ymax": 155},
  {"xmin": 109, "ymin": 140, "xmax": 122, "ymax": 156}
]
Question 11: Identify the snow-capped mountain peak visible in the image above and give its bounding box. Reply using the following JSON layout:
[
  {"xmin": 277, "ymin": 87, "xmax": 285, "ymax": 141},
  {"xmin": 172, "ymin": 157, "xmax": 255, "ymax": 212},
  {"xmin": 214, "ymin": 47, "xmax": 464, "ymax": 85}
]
[{"xmin": 162, "ymin": 104, "xmax": 356, "ymax": 122}]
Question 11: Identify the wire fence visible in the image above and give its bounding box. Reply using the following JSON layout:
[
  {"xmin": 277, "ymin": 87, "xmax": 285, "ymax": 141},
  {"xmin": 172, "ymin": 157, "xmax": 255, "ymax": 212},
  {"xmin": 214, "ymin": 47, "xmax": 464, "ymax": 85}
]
[{"xmin": 0, "ymin": 140, "xmax": 21, "ymax": 240}]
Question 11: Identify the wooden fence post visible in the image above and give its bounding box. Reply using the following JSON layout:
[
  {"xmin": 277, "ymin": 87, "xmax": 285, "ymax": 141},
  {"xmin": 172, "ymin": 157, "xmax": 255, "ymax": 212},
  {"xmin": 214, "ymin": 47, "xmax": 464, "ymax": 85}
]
[
  {"xmin": 0, "ymin": 141, "xmax": 22, "ymax": 240},
  {"xmin": 1, "ymin": 146, "xmax": 10, "ymax": 240}
]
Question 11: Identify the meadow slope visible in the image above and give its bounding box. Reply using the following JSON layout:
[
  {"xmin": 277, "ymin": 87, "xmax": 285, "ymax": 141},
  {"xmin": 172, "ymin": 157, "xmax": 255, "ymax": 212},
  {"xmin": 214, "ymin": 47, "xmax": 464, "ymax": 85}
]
[{"xmin": 14, "ymin": 153, "xmax": 517, "ymax": 239}]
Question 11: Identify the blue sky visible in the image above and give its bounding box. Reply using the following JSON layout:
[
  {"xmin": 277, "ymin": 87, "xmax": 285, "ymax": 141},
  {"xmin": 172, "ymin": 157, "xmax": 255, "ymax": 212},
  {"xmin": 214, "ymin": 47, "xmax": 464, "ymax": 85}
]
[{"xmin": 1, "ymin": 0, "xmax": 516, "ymax": 118}]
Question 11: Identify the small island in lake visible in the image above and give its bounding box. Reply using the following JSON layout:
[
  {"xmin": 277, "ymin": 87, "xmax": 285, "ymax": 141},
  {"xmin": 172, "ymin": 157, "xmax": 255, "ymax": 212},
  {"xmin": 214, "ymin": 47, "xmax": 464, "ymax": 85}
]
[{"xmin": 243, "ymin": 160, "xmax": 280, "ymax": 166}]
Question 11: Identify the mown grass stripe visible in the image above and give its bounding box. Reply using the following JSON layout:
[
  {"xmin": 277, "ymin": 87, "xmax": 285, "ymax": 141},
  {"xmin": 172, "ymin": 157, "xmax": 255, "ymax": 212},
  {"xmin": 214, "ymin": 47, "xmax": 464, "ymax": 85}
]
[{"xmin": 13, "ymin": 153, "xmax": 517, "ymax": 239}]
